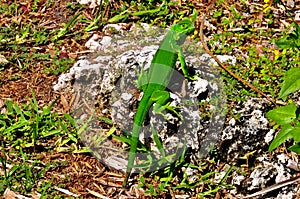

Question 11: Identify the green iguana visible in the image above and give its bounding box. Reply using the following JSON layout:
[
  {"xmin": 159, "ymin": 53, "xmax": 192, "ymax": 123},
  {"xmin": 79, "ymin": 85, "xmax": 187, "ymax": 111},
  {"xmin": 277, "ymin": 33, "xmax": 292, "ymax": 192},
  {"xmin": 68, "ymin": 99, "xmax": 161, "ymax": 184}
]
[{"xmin": 122, "ymin": 12, "xmax": 198, "ymax": 187}]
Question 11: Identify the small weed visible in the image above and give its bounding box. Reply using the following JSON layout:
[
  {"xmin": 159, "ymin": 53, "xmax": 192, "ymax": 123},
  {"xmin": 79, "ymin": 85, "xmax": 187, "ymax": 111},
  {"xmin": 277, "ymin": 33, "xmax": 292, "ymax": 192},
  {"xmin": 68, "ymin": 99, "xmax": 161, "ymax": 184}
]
[
  {"xmin": 267, "ymin": 67, "xmax": 300, "ymax": 153},
  {"xmin": 51, "ymin": 11, "xmax": 82, "ymax": 42},
  {"xmin": 99, "ymin": 0, "xmax": 195, "ymax": 27},
  {"xmin": 208, "ymin": 4, "xmax": 298, "ymax": 103},
  {"xmin": 276, "ymin": 22, "xmax": 300, "ymax": 49},
  {"xmin": 44, "ymin": 56, "xmax": 74, "ymax": 75},
  {"xmin": 0, "ymin": 91, "xmax": 84, "ymax": 195},
  {"xmin": 137, "ymin": 147, "xmax": 186, "ymax": 196},
  {"xmin": 138, "ymin": 154, "xmax": 234, "ymax": 198},
  {"xmin": 0, "ymin": 91, "xmax": 79, "ymax": 151},
  {"xmin": 0, "ymin": 146, "xmax": 51, "ymax": 194}
]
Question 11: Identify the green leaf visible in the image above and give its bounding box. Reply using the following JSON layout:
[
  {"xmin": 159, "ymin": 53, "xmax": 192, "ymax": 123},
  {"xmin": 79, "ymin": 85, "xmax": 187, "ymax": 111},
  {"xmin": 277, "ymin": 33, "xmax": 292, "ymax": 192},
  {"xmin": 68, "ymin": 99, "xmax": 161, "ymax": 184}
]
[
  {"xmin": 112, "ymin": 134, "xmax": 132, "ymax": 145},
  {"xmin": 290, "ymin": 126, "xmax": 300, "ymax": 142},
  {"xmin": 275, "ymin": 37, "xmax": 295, "ymax": 49},
  {"xmin": 58, "ymin": 120, "xmax": 69, "ymax": 133},
  {"xmin": 266, "ymin": 103, "xmax": 297, "ymax": 125},
  {"xmin": 13, "ymin": 104, "xmax": 25, "ymax": 120},
  {"xmin": 8, "ymin": 165, "xmax": 20, "ymax": 176},
  {"xmin": 108, "ymin": 11, "xmax": 129, "ymax": 23},
  {"xmin": 5, "ymin": 100, "xmax": 14, "ymax": 114},
  {"xmin": 64, "ymin": 113, "xmax": 76, "ymax": 127},
  {"xmin": 98, "ymin": 116, "xmax": 113, "ymax": 125},
  {"xmin": 139, "ymin": 176, "xmax": 145, "ymax": 184},
  {"xmin": 41, "ymin": 129, "xmax": 61, "ymax": 137},
  {"xmin": 68, "ymin": 133, "xmax": 78, "ymax": 143},
  {"xmin": 278, "ymin": 68, "xmax": 300, "ymax": 100},
  {"xmin": 4, "ymin": 120, "xmax": 32, "ymax": 134},
  {"xmin": 160, "ymin": 176, "xmax": 172, "ymax": 182},
  {"xmin": 275, "ymin": 22, "xmax": 300, "ymax": 49},
  {"xmin": 268, "ymin": 125, "xmax": 294, "ymax": 151},
  {"xmin": 288, "ymin": 143, "xmax": 300, "ymax": 154}
]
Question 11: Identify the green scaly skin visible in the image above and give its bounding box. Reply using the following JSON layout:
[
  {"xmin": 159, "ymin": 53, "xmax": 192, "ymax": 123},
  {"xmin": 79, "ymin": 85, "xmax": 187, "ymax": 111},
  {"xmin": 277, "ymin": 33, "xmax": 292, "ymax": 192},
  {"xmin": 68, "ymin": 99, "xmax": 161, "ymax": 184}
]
[{"xmin": 122, "ymin": 16, "xmax": 197, "ymax": 187}]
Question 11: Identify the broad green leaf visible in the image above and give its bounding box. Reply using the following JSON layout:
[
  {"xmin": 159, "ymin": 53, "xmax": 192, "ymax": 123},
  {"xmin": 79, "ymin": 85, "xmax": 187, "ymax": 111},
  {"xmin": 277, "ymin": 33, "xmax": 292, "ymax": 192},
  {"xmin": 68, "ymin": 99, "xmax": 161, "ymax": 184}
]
[
  {"xmin": 275, "ymin": 22, "xmax": 300, "ymax": 49},
  {"xmin": 288, "ymin": 143, "xmax": 300, "ymax": 154},
  {"xmin": 290, "ymin": 126, "xmax": 300, "ymax": 142},
  {"xmin": 266, "ymin": 103, "xmax": 297, "ymax": 125},
  {"xmin": 275, "ymin": 38, "xmax": 296, "ymax": 49},
  {"xmin": 278, "ymin": 68, "xmax": 300, "ymax": 100},
  {"xmin": 268, "ymin": 125, "xmax": 294, "ymax": 151}
]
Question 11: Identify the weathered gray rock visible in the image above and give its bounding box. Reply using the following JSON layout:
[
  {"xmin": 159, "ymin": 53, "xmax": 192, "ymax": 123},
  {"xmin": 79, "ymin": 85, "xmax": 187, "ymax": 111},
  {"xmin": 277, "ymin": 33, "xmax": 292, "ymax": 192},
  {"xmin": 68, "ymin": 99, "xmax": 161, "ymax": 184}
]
[{"xmin": 53, "ymin": 23, "xmax": 230, "ymax": 174}]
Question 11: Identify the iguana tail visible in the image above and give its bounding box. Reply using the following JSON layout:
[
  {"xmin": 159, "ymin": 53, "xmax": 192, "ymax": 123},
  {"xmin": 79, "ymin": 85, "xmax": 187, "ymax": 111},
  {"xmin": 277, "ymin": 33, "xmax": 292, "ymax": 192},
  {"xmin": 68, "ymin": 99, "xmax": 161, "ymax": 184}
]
[{"xmin": 123, "ymin": 92, "xmax": 153, "ymax": 186}]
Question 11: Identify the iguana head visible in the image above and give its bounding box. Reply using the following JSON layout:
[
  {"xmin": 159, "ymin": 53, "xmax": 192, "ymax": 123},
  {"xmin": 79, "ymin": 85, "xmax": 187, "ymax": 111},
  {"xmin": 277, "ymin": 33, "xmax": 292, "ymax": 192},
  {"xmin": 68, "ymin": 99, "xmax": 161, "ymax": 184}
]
[{"xmin": 171, "ymin": 10, "xmax": 197, "ymax": 45}]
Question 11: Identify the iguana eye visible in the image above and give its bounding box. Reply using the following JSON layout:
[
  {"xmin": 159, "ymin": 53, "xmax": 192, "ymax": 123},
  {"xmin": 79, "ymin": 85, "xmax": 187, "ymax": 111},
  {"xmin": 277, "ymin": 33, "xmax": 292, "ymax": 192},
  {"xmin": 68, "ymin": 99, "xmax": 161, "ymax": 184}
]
[{"xmin": 181, "ymin": 24, "xmax": 187, "ymax": 28}]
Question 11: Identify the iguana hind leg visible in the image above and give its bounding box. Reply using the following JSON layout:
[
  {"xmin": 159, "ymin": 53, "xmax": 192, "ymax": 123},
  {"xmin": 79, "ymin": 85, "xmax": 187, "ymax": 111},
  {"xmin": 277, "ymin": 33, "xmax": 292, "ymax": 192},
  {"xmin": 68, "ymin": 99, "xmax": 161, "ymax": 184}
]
[{"xmin": 151, "ymin": 90, "xmax": 182, "ymax": 120}]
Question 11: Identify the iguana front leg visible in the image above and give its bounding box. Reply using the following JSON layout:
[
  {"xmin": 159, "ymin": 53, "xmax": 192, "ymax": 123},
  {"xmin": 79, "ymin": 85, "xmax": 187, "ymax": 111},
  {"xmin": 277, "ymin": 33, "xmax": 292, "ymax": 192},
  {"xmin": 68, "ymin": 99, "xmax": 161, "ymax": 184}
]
[{"xmin": 178, "ymin": 47, "xmax": 199, "ymax": 81}]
